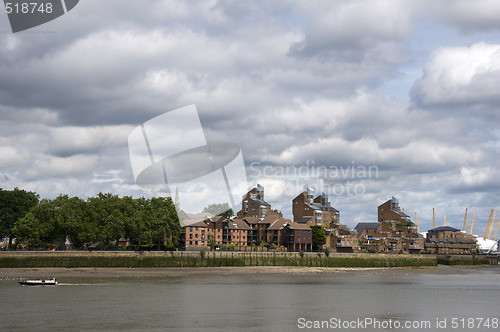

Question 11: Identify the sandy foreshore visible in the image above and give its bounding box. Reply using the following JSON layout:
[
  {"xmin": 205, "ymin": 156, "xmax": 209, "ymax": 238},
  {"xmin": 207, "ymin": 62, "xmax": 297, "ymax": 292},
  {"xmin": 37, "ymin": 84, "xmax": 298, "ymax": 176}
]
[{"xmin": 0, "ymin": 265, "xmax": 449, "ymax": 280}]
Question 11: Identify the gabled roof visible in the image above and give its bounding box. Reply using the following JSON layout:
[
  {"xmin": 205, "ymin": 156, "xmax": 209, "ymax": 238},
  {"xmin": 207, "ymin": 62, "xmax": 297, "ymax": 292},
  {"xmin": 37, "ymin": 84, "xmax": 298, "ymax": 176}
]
[
  {"xmin": 228, "ymin": 219, "xmax": 252, "ymax": 230},
  {"xmin": 250, "ymin": 197, "xmax": 271, "ymax": 206},
  {"xmin": 241, "ymin": 217, "xmax": 261, "ymax": 225},
  {"xmin": 306, "ymin": 202, "xmax": 338, "ymax": 212},
  {"xmin": 187, "ymin": 220, "xmax": 208, "ymax": 228},
  {"xmin": 354, "ymin": 222, "xmax": 380, "ymax": 235},
  {"xmin": 393, "ymin": 209, "xmax": 410, "ymax": 218},
  {"xmin": 286, "ymin": 222, "xmax": 312, "ymax": 231},
  {"xmin": 209, "ymin": 215, "xmax": 227, "ymax": 223},
  {"xmin": 268, "ymin": 218, "xmax": 290, "ymax": 230},
  {"xmin": 428, "ymin": 226, "xmax": 461, "ymax": 232},
  {"xmin": 260, "ymin": 211, "xmax": 281, "ymax": 224},
  {"xmin": 297, "ymin": 216, "xmax": 313, "ymax": 223}
]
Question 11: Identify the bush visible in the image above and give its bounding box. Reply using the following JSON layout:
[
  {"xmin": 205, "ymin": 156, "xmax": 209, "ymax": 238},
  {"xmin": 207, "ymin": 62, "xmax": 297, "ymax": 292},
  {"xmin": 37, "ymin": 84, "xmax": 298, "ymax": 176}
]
[
  {"xmin": 324, "ymin": 248, "xmax": 330, "ymax": 257},
  {"xmin": 299, "ymin": 250, "xmax": 304, "ymax": 258}
]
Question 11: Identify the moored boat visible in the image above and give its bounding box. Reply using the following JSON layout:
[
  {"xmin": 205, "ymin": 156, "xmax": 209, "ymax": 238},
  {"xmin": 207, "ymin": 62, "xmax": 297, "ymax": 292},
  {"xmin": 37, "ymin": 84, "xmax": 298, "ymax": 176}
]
[{"xmin": 19, "ymin": 278, "xmax": 58, "ymax": 286}]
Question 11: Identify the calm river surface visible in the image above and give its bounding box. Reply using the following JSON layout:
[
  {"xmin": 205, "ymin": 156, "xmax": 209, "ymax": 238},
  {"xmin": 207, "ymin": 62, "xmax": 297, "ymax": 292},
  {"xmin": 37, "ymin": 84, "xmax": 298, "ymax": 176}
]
[{"xmin": 1, "ymin": 267, "xmax": 499, "ymax": 331}]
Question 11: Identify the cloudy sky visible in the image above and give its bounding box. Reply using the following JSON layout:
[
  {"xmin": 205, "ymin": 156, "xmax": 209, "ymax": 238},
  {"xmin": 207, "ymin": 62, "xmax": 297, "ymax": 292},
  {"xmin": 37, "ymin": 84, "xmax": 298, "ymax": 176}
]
[{"xmin": 1, "ymin": 0, "xmax": 500, "ymax": 235}]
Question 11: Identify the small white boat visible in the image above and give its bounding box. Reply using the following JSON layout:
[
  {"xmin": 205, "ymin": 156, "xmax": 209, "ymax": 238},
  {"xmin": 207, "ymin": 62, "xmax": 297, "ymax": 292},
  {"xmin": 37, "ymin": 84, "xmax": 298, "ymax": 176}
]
[{"xmin": 19, "ymin": 278, "xmax": 58, "ymax": 286}]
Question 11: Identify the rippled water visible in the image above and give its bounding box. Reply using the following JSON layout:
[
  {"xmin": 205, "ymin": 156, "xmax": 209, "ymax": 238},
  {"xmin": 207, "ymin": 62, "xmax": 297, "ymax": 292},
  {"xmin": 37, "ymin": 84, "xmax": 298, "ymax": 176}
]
[{"xmin": 1, "ymin": 267, "xmax": 499, "ymax": 331}]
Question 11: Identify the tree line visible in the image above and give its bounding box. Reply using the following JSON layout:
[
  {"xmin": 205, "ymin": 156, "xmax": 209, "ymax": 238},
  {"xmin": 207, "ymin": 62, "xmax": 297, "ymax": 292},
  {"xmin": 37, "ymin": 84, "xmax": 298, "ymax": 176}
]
[{"xmin": 0, "ymin": 188, "xmax": 181, "ymax": 250}]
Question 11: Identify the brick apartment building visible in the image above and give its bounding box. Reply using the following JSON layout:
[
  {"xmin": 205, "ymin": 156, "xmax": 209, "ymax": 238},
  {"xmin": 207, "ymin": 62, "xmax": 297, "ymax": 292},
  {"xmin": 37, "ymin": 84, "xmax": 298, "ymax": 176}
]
[
  {"xmin": 292, "ymin": 188, "xmax": 358, "ymax": 252},
  {"xmin": 182, "ymin": 216, "xmax": 252, "ymax": 250},
  {"xmin": 425, "ymin": 226, "xmax": 477, "ymax": 254},
  {"xmin": 281, "ymin": 222, "xmax": 313, "ymax": 251},
  {"xmin": 182, "ymin": 185, "xmax": 313, "ymax": 251},
  {"xmin": 182, "ymin": 220, "xmax": 209, "ymax": 250},
  {"xmin": 236, "ymin": 185, "xmax": 313, "ymax": 250},
  {"xmin": 236, "ymin": 184, "xmax": 270, "ymax": 219},
  {"xmin": 355, "ymin": 197, "xmax": 424, "ymax": 254}
]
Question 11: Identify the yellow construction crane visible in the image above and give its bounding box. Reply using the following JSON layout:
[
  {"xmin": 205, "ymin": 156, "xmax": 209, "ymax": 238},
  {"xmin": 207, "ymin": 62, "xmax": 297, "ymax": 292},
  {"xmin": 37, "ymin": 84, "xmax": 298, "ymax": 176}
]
[
  {"xmin": 469, "ymin": 212, "xmax": 475, "ymax": 235},
  {"xmin": 484, "ymin": 209, "xmax": 494, "ymax": 239},
  {"xmin": 444, "ymin": 212, "xmax": 447, "ymax": 227},
  {"xmin": 493, "ymin": 216, "xmax": 500, "ymax": 241},
  {"xmin": 463, "ymin": 208, "xmax": 468, "ymax": 232},
  {"xmin": 433, "ymin": 208, "xmax": 436, "ymax": 229},
  {"xmin": 469, "ymin": 212, "xmax": 476, "ymax": 235},
  {"xmin": 415, "ymin": 212, "xmax": 420, "ymax": 233},
  {"xmin": 488, "ymin": 211, "xmax": 497, "ymax": 239}
]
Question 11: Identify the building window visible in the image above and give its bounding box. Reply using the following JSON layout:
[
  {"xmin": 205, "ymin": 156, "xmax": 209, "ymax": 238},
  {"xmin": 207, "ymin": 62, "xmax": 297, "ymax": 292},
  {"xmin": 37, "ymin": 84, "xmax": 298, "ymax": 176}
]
[
  {"xmin": 195, "ymin": 241, "xmax": 198, "ymax": 245},
  {"xmin": 190, "ymin": 227, "xmax": 193, "ymax": 231},
  {"xmin": 190, "ymin": 234, "xmax": 193, "ymax": 239},
  {"xmin": 189, "ymin": 241, "xmax": 192, "ymax": 245}
]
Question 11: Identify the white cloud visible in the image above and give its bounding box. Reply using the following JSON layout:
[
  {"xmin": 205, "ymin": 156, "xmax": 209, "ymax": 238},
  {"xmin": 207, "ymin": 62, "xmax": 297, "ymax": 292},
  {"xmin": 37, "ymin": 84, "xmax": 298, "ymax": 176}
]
[
  {"xmin": 25, "ymin": 154, "xmax": 99, "ymax": 180},
  {"xmin": 0, "ymin": 146, "xmax": 29, "ymax": 168},
  {"xmin": 48, "ymin": 125, "xmax": 134, "ymax": 156},
  {"xmin": 412, "ymin": 42, "xmax": 500, "ymax": 109},
  {"xmin": 289, "ymin": 0, "xmax": 410, "ymax": 57},
  {"xmin": 1, "ymin": 1, "xmax": 500, "ymax": 235}
]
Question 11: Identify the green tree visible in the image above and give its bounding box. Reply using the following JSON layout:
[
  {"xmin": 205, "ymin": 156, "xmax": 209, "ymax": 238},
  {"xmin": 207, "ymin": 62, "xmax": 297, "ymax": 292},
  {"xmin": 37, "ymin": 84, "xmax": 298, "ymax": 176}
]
[
  {"xmin": 202, "ymin": 203, "xmax": 234, "ymax": 219},
  {"xmin": 149, "ymin": 196, "xmax": 178, "ymax": 249},
  {"xmin": 88, "ymin": 193, "xmax": 127, "ymax": 249},
  {"xmin": 310, "ymin": 225, "xmax": 326, "ymax": 251},
  {"xmin": 13, "ymin": 212, "xmax": 51, "ymax": 249},
  {"xmin": 18, "ymin": 195, "xmax": 93, "ymax": 250},
  {"xmin": 125, "ymin": 196, "xmax": 180, "ymax": 250},
  {"xmin": 0, "ymin": 188, "xmax": 39, "ymax": 249},
  {"xmin": 51, "ymin": 195, "xmax": 93, "ymax": 250}
]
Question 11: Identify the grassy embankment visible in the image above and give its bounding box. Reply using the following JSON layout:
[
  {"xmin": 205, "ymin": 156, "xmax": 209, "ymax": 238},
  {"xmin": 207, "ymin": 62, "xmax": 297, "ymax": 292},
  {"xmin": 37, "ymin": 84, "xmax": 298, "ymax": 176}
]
[{"xmin": 2, "ymin": 251, "xmax": 492, "ymax": 268}]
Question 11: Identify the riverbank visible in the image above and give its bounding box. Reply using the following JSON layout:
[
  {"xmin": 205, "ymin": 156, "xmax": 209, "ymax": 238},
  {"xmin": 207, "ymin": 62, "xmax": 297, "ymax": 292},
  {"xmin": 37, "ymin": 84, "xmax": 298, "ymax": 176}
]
[
  {"xmin": 0, "ymin": 266, "xmax": 401, "ymax": 279},
  {"xmin": 2, "ymin": 264, "xmax": 496, "ymax": 281},
  {"xmin": 0, "ymin": 251, "xmax": 496, "ymax": 268},
  {"xmin": 0, "ymin": 251, "xmax": 439, "ymax": 268}
]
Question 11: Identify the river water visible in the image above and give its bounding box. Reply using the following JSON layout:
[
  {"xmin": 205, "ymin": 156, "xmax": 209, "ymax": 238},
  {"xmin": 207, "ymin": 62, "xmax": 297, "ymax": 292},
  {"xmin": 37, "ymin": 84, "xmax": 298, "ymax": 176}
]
[{"xmin": 1, "ymin": 267, "xmax": 499, "ymax": 331}]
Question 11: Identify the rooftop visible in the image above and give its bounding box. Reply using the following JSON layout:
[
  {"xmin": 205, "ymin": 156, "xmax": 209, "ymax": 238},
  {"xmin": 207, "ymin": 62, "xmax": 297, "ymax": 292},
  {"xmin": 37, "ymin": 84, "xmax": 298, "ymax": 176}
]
[
  {"xmin": 428, "ymin": 226, "xmax": 461, "ymax": 232},
  {"xmin": 354, "ymin": 222, "xmax": 379, "ymax": 235}
]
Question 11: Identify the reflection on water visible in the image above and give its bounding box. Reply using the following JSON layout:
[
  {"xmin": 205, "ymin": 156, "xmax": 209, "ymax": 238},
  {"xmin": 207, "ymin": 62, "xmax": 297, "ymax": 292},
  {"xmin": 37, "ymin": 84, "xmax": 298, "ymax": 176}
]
[{"xmin": 1, "ymin": 267, "xmax": 499, "ymax": 331}]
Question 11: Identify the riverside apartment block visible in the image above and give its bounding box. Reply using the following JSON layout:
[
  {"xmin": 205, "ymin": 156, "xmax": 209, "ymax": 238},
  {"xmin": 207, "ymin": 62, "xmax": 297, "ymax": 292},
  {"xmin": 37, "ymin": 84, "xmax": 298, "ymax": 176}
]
[{"xmin": 182, "ymin": 187, "xmax": 477, "ymax": 254}]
